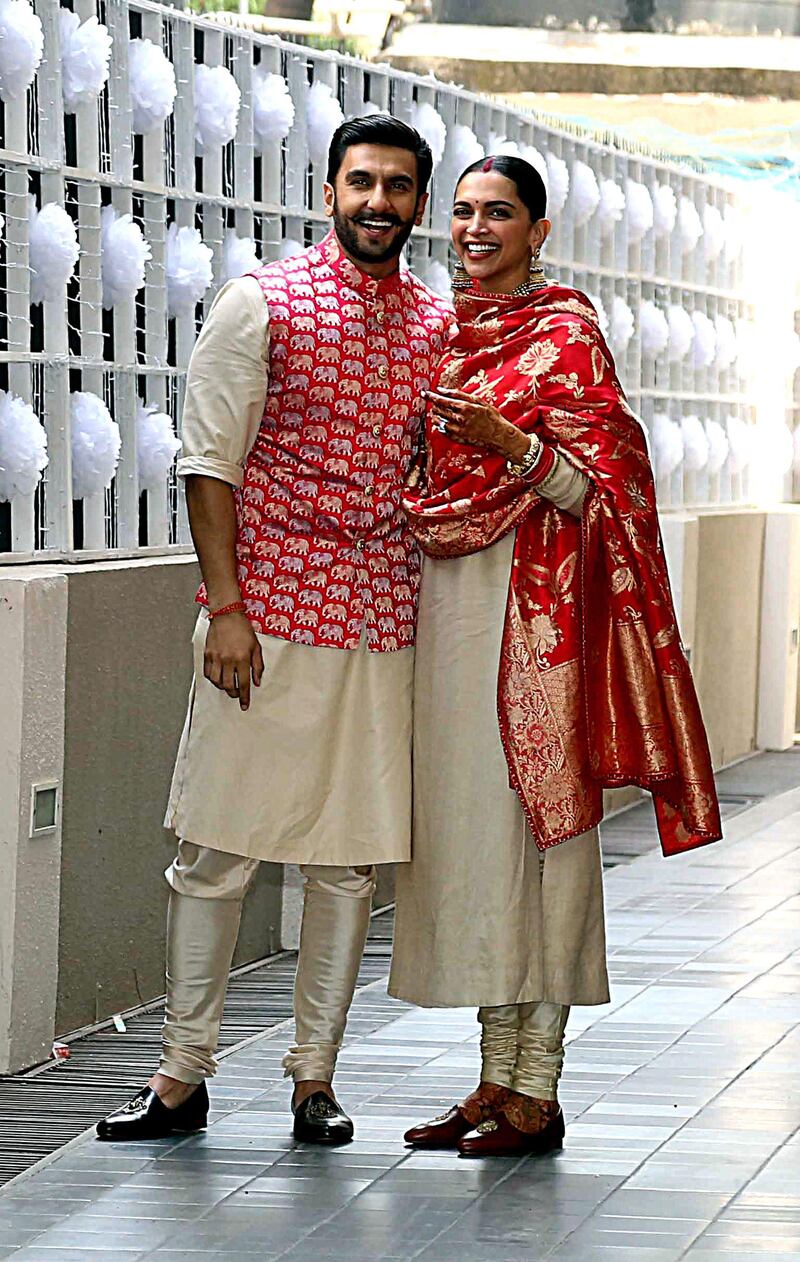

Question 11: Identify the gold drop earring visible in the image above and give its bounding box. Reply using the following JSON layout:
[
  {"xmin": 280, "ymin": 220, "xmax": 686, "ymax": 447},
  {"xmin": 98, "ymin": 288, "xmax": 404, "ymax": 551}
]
[
  {"xmin": 452, "ymin": 258, "xmax": 471, "ymax": 292},
  {"xmin": 528, "ymin": 247, "xmax": 548, "ymax": 291}
]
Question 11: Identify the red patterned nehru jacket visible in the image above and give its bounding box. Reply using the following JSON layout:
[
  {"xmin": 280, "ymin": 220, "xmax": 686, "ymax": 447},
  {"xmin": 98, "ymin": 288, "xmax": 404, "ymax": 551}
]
[{"xmin": 230, "ymin": 232, "xmax": 453, "ymax": 650}]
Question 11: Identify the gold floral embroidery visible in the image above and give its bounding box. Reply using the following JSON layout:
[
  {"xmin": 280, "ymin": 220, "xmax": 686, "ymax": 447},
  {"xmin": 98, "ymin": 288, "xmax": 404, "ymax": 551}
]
[{"xmin": 517, "ymin": 338, "xmax": 561, "ymax": 385}]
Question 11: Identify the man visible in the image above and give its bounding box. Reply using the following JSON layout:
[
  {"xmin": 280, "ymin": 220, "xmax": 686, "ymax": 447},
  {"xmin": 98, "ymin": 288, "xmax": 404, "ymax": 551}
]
[{"xmin": 97, "ymin": 115, "xmax": 452, "ymax": 1146}]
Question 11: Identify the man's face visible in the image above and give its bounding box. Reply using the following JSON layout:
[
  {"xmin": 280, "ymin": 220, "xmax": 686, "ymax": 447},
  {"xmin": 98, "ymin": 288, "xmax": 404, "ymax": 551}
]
[{"xmin": 323, "ymin": 143, "xmax": 428, "ymax": 269}]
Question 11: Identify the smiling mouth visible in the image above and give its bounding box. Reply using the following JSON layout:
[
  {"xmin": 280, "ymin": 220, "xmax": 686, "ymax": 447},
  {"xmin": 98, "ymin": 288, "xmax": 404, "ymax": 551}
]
[
  {"xmin": 464, "ymin": 242, "xmax": 500, "ymax": 259},
  {"xmin": 357, "ymin": 218, "xmax": 398, "ymax": 236}
]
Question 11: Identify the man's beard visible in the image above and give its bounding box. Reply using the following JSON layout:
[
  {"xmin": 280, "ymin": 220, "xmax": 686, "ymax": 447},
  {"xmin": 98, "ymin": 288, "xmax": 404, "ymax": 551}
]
[{"xmin": 332, "ymin": 202, "xmax": 417, "ymax": 266}]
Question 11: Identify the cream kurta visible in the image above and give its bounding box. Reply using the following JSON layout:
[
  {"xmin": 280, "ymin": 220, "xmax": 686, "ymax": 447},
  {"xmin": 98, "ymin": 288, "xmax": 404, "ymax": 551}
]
[
  {"xmin": 389, "ymin": 529, "xmax": 610, "ymax": 1008},
  {"xmin": 169, "ymin": 276, "xmax": 414, "ymax": 865},
  {"xmin": 166, "ymin": 615, "xmax": 413, "ymax": 864}
]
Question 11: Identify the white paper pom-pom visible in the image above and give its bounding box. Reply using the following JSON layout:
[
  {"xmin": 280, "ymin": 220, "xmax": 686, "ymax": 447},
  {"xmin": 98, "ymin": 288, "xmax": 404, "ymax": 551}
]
[
  {"xmin": 702, "ymin": 203, "xmax": 725, "ymax": 262},
  {"xmin": 59, "ymin": 10, "xmax": 111, "ymax": 113},
  {"xmin": 411, "ymin": 101, "xmax": 446, "ymax": 166},
  {"xmin": 610, "ymin": 295, "xmax": 634, "ymax": 354},
  {"xmin": 29, "ymin": 198, "xmax": 80, "ymax": 305},
  {"xmin": 705, "ymin": 419, "xmax": 729, "ymax": 475},
  {"xmin": 100, "ymin": 205, "xmax": 151, "ymax": 309},
  {"xmin": 487, "ymin": 133, "xmax": 520, "ymax": 158},
  {"xmin": 70, "ymin": 391, "xmax": 121, "ymax": 499},
  {"xmin": 570, "ymin": 160, "xmax": 600, "ymax": 228},
  {"xmin": 0, "ymin": 389, "xmax": 47, "ymax": 501},
  {"xmin": 545, "ymin": 153, "xmax": 569, "ymax": 216},
  {"xmin": 653, "ymin": 183, "xmax": 677, "ymax": 238},
  {"xmin": 165, "ymin": 223, "xmax": 213, "ymax": 317},
  {"xmin": 652, "ymin": 412, "xmax": 683, "ymax": 479},
  {"xmin": 520, "ymin": 144, "xmax": 548, "ymax": 183},
  {"xmin": 450, "ymin": 123, "xmax": 484, "ymax": 172},
  {"xmin": 691, "ymin": 310, "xmax": 716, "ymax": 369},
  {"xmin": 597, "ymin": 178, "xmax": 625, "ymax": 238},
  {"xmin": 678, "ymin": 196, "xmax": 703, "ymax": 255},
  {"xmin": 680, "ymin": 414, "xmax": 709, "ymax": 472},
  {"xmin": 724, "ymin": 205, "xmax": 745, "ymax": 258},
  {"xmin": 253, "ymin": 68, "xmax": 294, "ymax": 149},
  {"xmin": 768, "ymin": 423, "xmax": 794, "ymax": 475},
  {"xmin": 137, "ymin": 401, "xmax": 181, "ymax": 490},
  {"xmin": 639, "ymin": 300, "xmax": 669, "ymax": 359},
  {"xmin": 279, "ymin": 237, "xmax": 304, "ymax": 259},
  {"xmin": 223, "ymin": 229, "xmax": 260, "ymax": 282},
  {"xmin": 0, "ymin": 0, "xmax": 43, "ymax": 101},
  {"xmin": 585, "ymin": 292, "xmax": 608, "ymax": 339},
  {"xmin": 128, "ymin": 38, "xmax": 176, "ymax": 134},
  {"xmin": 714, "ymin": 315, "xmax": 737, "ymax": 370},
  {"xmin": 667, "ymin": 304, "xmax": 694, "ymax": 363},
  {"xmin": 727, "ymin": 415, "xmax": 753, "ymax": 474},
  {"xmin": 735, "ymin": 319, "xmax": 757, "ymax": 378},
  {"xmin": 424, "ymin": 260, "xmax": 452, "ymax": 300},
  {"xmin": 306, "ymin": 80, "xmax": 344, "ymax": 165},
  {"xmin": 625, "ymin": 179, "xmax": 653, "ymax": 244},
  {"xmin": 194, "ymin": 63, "xmax": 240, "ymax": 154}
]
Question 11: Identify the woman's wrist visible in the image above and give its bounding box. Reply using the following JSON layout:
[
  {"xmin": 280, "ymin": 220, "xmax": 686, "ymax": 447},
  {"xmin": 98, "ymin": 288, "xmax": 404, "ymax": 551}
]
[{"xmin": 500, "ymin": 425, "xmax": 531, "ymax": 463}]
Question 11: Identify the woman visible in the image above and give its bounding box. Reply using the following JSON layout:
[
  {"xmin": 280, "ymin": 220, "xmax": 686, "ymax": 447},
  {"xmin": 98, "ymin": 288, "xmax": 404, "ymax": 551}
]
[{"xmin": 389, "ymin": 156, "xmax": 721, "ymax": 1158}]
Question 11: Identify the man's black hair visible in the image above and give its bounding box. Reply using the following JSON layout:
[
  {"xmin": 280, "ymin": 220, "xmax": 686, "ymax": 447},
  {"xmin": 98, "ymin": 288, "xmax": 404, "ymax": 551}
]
[{"xmin": 326, "ymin": 114, "xmax": 433, "ymax": 196}]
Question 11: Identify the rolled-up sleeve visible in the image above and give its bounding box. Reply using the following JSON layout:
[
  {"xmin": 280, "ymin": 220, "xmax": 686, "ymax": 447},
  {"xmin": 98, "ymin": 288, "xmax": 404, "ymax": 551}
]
[{"xmin": 177, "ymin": 275, "xmax": 269, "ymax": 487}]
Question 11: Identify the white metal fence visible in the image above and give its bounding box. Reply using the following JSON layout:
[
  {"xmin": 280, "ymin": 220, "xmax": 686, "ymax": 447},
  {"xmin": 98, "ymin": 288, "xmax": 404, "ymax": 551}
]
[{"xmin": 0, "ymin": 0, "xmax": 796, "ymax": 563}]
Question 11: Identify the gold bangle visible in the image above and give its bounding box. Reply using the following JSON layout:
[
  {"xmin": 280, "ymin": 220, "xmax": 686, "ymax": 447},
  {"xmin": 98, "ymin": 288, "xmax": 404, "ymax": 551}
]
[{"xmin": 507, "ymin": 433, "xmax": 542, "ymax": 479}]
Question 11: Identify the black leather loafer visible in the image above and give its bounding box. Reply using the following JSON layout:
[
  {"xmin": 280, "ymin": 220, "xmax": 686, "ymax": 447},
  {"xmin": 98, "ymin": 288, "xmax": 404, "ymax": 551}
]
[
  {"xmin": 292, "ymin": 1090, "xmax": 354, "ymax": 1145},
  {"xmin": 96, "ymin": 1081, "xmax": 209, "ymax": 1142}
]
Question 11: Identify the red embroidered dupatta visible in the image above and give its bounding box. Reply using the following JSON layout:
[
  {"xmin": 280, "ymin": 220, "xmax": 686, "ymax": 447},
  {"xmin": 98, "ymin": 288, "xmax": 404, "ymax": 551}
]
[{"xmin": 403, "ymin": 284, "xmax": 721, "ymax": 857}]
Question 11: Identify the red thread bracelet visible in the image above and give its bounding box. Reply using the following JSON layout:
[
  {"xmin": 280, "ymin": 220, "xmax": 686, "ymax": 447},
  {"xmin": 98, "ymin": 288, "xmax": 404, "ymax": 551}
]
[{"xmin": 208, "ymin": 601, "xmax": 247, "ymax": 620}]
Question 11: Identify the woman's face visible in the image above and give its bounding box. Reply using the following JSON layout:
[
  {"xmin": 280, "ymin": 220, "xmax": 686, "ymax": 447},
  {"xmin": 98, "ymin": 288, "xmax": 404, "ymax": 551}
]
[{"xmin": 451, "ymin": 170, "xmax": 550, "ymax": 294}]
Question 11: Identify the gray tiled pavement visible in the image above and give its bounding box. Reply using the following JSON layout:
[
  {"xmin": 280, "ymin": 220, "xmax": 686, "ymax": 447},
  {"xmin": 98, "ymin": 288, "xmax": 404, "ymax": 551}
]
[{"xmin": 2, "ymin": 787, "xmax": 800, "ymax": 1260}]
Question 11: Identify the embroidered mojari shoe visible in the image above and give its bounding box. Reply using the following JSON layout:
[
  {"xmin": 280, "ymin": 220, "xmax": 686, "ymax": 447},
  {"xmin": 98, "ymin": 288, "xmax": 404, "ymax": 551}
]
[
  {"xmin": 458, "ymin": 1106, "xmax": 565, "ymax": 1158},
  {"xmin": 404, "ymin": 1106, "xmax": 476, "ymax": 1149},
  {"xmin": 292, "ymin": 1090, "xmax": 354, "ymax": 1145},
  {"xmin": 96, "ymin": 1081, "xmax": 209, "ymax": 1142},
  {"xmin": 404, "ymin": 1083, "xmax": 510, "ymax": 1149}
]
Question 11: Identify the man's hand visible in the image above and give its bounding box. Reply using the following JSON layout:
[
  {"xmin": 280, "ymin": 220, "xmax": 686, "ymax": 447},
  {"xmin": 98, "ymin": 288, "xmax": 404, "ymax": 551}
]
[{"xmin": 204, "ymin": 613, "xmax": 264, "ymax": 711}]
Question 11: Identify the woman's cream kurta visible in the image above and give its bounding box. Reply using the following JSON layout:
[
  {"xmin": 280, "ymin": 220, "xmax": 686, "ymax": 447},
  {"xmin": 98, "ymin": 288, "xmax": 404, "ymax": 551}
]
[
  {"xmin": 166, "ymin": 614, "xmax": 413, "ymax": 864},
  {"xmin": 389, "ymin": 530, "xmax": 610, "ymax": 1008}
]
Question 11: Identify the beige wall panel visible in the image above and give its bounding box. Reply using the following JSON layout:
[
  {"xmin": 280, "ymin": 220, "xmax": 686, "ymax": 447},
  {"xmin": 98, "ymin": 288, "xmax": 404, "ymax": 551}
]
[
  {"xmin": 56, "ymin": 557, "xmax": 283, "ymax": 1034},
  {"xmin": 693, "ymin": 511, "xmax": 766, "ymax": 769}
]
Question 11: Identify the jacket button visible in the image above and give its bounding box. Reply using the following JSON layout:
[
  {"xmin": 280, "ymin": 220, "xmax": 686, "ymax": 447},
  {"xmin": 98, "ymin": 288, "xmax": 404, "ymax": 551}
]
[
  {"xmin": 377, "ymin": 365, "xmax": 388, "ymax": 379},
  {"xmin": 372, "ymin": 424, "xmax": 381, "ymax": 436},
  {"xmin": 355, "ymin": 539, "xmax": 364, "ymax": 551}
]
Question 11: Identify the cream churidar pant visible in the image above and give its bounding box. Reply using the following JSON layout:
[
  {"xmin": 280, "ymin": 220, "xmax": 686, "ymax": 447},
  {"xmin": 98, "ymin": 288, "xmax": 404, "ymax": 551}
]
[
  {"xmin": 161, "ymin": 841, "xmax": 375, "ymax": 1084},
  {"xmin": 480, "ymin": 1003, "xmax": 570, "ymax": 1100}
]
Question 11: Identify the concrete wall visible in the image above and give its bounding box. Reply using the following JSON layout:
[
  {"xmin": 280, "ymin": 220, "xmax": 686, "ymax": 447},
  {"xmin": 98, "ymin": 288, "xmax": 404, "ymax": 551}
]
[
  {"xmin": 0, "ymin": 555, "xmax": 397, "ymax": 1070},
  {"xmin": 430, "ymin": 0, "xmax": 800, "ymax": 32},
  {"xmin": 692, "ymin": 510, "xmax": 766, "ymax": 767}
]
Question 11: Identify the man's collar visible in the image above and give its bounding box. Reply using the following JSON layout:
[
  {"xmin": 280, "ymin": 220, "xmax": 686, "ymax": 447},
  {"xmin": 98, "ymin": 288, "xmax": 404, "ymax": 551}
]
[{"xmin": 319, "ymin": 228, "xmax": 406, "ymax": 294}]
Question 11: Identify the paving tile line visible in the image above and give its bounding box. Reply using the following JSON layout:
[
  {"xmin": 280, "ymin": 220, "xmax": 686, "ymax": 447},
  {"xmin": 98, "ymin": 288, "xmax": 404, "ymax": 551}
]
[
  {"xmin": 135, "ymin": 785, "xmax": 800, "ymax": 1262},
  {"xmin": 678, "ymin": 1116, "xmax": 800, "ymax": 1261},
  {"xmin": 4, "ymin": 782, "xmax": 800, "ymax": 1261},
  {"xmin": 344, "ymin": 942, "xmax": 800, "ymax": 1262}
]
